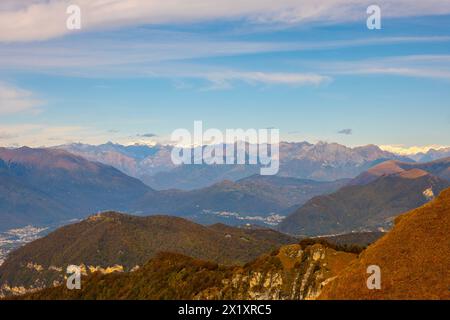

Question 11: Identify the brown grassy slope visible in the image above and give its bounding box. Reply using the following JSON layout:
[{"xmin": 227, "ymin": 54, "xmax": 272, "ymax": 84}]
[{"xmin": 319, "ymin": 188, "xmax": 450, "ymax": 300}]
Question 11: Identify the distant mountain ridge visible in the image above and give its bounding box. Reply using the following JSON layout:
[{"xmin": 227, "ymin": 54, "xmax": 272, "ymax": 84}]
[
  {"xmin": 54, "ymin": 142, "xmax": 176, "ymax": 181},
  {"xmin": 409, "ymin": 147, "xmax": 450, "ymax": 162},
  {"xmin": 57, "ymin": 141, "xmax": 411, "ymax": 190},
  {"xmin": 279, "ymin": 158, "xmax": 450, "ymax": 236}
]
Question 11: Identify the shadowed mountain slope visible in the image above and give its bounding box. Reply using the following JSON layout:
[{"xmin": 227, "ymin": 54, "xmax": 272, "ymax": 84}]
[
  {"xmin": 0, "ymin": 147, "xmax": 152, "ymax": 231},
  {"xmin": 279, "ymin": 165, "xmax": 450, "ymax": 236}
]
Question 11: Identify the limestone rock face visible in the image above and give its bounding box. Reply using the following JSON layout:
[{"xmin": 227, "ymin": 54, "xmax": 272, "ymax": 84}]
[
  {"xmin": 196, "ymin": 244, "xmax": 356, "ymax": 300},
  {"xmin": 0, "ymin": 262, "xmax": 125, "ymax": 298}
]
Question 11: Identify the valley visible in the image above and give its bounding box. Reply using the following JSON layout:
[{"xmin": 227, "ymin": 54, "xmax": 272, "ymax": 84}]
[{"xmin": 0, "ymin": 226, "xmax": 48, "ymax": 266}]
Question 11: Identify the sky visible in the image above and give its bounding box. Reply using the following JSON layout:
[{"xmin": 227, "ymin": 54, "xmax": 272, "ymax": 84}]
[{"xmin": 0, "ymin": 0, "xmax": 450, "ymax": 153}]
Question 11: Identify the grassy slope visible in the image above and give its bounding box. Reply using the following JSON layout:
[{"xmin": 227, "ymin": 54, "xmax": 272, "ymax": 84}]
[{"xmin": 319, "ymin": 188, "xmax": 450, "ymax": 300}]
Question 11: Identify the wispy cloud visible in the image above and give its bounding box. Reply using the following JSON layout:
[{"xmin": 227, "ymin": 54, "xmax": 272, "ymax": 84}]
[
  {"xmin": 0, "ymin": 82, "xmax": 43, "ymax": 115},
  {"xmin": 201, "ymin": 71, "xmax": 330, "ymax": 89},
  {"xmin": 313, "ymin": 55, "xmax": 450, "ymax": 81},
  {"xmin": 2, "ymin": 0, "xmax": 450, "ymax": 42},
  {"xmin": 2, "ymin": 35, "xmax": 447, "ymax": 70},
  {"xmin": 1, "ymin": 36, "xmax": 448, "ymax": 89}
]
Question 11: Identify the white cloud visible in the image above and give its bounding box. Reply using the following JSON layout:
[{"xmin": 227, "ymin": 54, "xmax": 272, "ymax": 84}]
[
  {"xmin": 379, "ymin": 144, "xmax": 450, "ymax": 155},
  {"xmin": 0, "ymin": 83, "xmax": 43, "ymax": 115},
  {"xmin": 1, "ymin": 0, "xmax": 450, "ymax": 42}
]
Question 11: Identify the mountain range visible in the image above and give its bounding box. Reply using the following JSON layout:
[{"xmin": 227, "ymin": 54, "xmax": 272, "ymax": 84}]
[
  {"xmin": 279, "ymin": 158, "xmax": 450, "ymax": 236},
  {"xmin": 55, "ymin": 142, "xmax": 176, "ymax": 183},
  {"xmin": 3, "ymin": 145, "xmax": 450, "ymax": 237},
  {"xmin": 2, "ymin": 145, "xmax": 450, "ymax": 234},
  {"xmin": 0, "ymin": 147, "xmax": 352, "ymax": 230},
  {"xmin": 57, "ymin": 141, "xmax": 411, "ymax": 190}
]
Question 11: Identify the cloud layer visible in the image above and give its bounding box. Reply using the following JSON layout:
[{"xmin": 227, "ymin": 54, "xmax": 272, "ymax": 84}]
[
  {"xmin": 1, "ymin": 0, "xmax": 450, "ymax": 42},
  {"xmin": 0, "ymin": 123, "xmax": 133, "ymax": 147},
  {"xmin": 379, "ymin": 144, "xmax": 450, "ymax": 155}
]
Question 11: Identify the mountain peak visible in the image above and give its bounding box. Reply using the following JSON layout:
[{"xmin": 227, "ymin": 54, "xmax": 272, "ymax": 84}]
[{"xmin": 367, "ymin": 160, "xmax": 404, "ymax": 176}]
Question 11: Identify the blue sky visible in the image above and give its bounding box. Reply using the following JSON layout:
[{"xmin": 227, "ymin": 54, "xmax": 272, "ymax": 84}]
[{"xmin": 0, "ymin": 1, "xmax": 450, "ymax": 153}]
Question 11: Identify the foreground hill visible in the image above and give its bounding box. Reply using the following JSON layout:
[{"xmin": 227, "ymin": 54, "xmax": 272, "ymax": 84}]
[
  {"xmin": 319, "ymin": 187, "xmax": 450, "ymax": 300},
  {"xmin": 0, "ymin": 213, "xmax": 296, "ymax": 297},
  {"xmin": 17, "ymin": 242, "xmax": 356, "ymax": 300},
  {"xmin": 279, "ymin": 160, "xmax": 450, "ymax": 236},
  {"xmin": 0, "ymin": 147, "xmax": 151, "ymax": 231}
]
